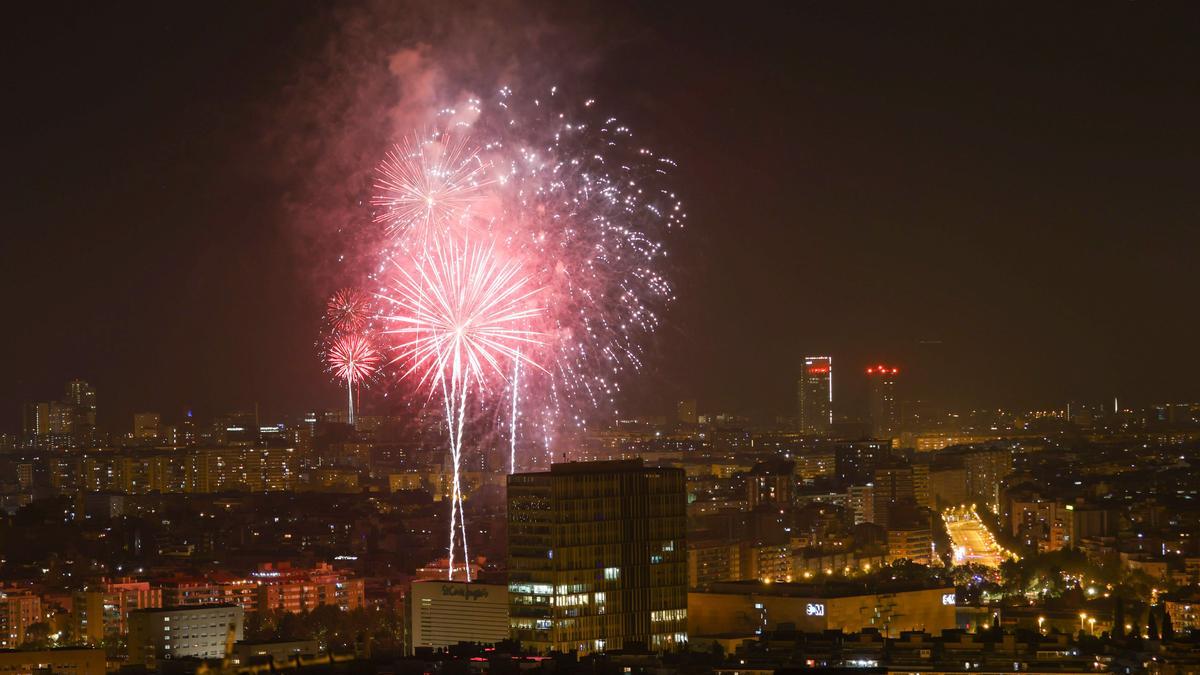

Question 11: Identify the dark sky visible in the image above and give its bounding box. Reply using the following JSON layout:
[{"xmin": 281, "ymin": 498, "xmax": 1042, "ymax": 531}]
[{"xmin": 3, "ymin": 2, "xmax": 1198, "ymax": 433}]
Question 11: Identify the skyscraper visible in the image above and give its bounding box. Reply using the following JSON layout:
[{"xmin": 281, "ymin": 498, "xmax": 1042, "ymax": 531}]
[
  {"xmin": 866, "ymin": 365, "xmax": 900, "ymax": 439},
  {"xmin": 64, "ymin": 380, "xmax": 97, "ymax": 426},
  {"xmin": 797, "ymin": 356, "xmax": 833, "ymax": 434},
  {"xmin": 507, "ymin": 459, "xmax": 687, "ymax": 654},
  {"xmin": 64, "ymin": 379, "xmax": 97, "ymax": 444},
  {"xmin": 132, "ymin": 413, "xmax": 161, "ymax": 440},
  {"xmin": 22, "ymin": 401, "xmax": 74, "ymax": 438}
]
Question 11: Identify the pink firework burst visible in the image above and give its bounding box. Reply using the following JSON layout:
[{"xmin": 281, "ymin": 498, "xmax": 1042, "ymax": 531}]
[
  {"xmin": 326, "ymin": 333, "xmax": 382, "ymax": 387},
  {"xmin": 370, "ymin": 133, "xmax": 492, "ymax": 245},
  {"xmin": 377, "ymin": 234, "xmax": 543, "ymax": 582},
  {"xmin": 325, "ymin": 287, "xmax": 372, "ymax": 333},
  {"xmin": 378, "ymin": 235, "xmax": 544, "ymax": 392}
]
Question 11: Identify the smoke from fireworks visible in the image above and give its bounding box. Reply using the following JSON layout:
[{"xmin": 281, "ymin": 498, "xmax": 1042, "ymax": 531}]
[{"xmin": 320, "ymin": 85, "xmax": 683, "ymax": 579}]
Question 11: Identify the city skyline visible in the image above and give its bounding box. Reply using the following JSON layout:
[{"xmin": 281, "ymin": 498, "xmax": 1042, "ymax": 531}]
[{"xmin": 4, "ymin": 3, "xmax": 1200, "ymax": 670}]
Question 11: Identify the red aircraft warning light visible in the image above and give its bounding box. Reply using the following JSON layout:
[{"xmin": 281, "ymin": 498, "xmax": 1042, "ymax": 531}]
[{"xmin": 866, "ymin": 365, "xmax": 900, "ymax": 375}]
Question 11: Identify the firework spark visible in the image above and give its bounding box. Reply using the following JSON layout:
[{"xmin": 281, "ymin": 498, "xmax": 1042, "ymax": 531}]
[
  {"xmin": 380, "ymin": 236, "xmax": 544, "ymax": 389},
  {"xmin": 325, "ymin": 333, "xmax": 382, "ymax": 425},
  {"xmin": 321, "ymin": 87, "xmax": 682, "ymax": 576},
  {"xmin": 466, "ymin": 88, "xmax": 685, "ymax": 460},
  {"xmin": 325, "ymin": 287, "xmax": 373, "ymax": 334},
  {"xmin": 378, "ymin": 234, "xmax": 544, "ymax": 579},
  {"xmin": 371, "ymin": 133, "xmax": 492, "ymax": 247}
]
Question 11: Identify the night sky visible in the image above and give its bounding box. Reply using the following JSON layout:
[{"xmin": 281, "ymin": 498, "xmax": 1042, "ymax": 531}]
[{"xmin": 4, "ymin": 2, "xmax": 1198, "ymax": 433}]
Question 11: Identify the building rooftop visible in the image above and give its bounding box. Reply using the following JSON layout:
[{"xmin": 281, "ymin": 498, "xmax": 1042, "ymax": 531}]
[
  {"xmin": 701, "ymin": 579, "xmax": 953, "ymax": 598},
  {"xmin": 130, "ymin": 603, "xmax": 241, "ymax": 614},
  {"xmin": 547, "ymin": 459, "xmax": 646, "ymax": 475}
]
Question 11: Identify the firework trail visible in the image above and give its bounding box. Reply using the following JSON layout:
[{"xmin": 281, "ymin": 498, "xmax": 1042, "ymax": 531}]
[
  {"xmin": 325, "ymin": 332, "xmax": 382, "ymax": 426},
  {"xmin": 377, "ymin": 234, "xmax": 543, "ymax": 579},
  {"xmin": 509, "ymin": 354, "xmax": 521, "ymax": 474}
]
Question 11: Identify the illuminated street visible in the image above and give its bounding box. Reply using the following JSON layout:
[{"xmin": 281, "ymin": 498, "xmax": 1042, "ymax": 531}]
[{"xmin": 944, "ymin": 508, "xmax": 1012, "ymax": 568}]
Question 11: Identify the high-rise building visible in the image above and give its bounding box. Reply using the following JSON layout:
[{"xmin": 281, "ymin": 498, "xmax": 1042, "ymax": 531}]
[
  {"xmin": 73, "ymin": 581, "xmax": 162, "ymax": 644},
  {"xmin": 871, "ymin": 461, "xmax": 916, "ymax": 529},
  {"xmin": 65, "ymin": 380, "xmax": 98, "ymax": 444},
  {"xmin": 866, "ymin": 365, "xmax": 900, "ymax": 439},
  {"xmin": 833, "ymin": 439, "xmax": 891, "ymax": 488},
  {"xmin": 64, "ymin": 380, "xmax": 97, "ymax": 425},
  {"xmin": 22, "ymin": 380, "xmax": 98, "ymax": 446},
  {"xmin": 748, "ymin": 459, "xmax": 794, "ymax": 509},
  {"xmin": 507, "ymin": 459, "xmax": 687, "ymax": 654},
  {"xmin": 133, "ymin": 413, "xmax": 161, "ymax": 440},
  {"xmin": 22, "ymin": 401, "xmax": 74, "ymax": 438},
  {"xmin": 179, "ymin": 409, "xmax": 197, "ymax": 446},
  {"xmin": 0, "ymin": 592, "xmax": 42, "ymax": 648},
  {"xmin": 793, "ymin": 447, "xmax": 836, "ymax": 482},
  {"xmin": 847, "ymin": 484, "xmax": 875, "ymax": 525},
  {"xmin": 797, "ymin": 356, "xmax": 833, "ymax": 434}
]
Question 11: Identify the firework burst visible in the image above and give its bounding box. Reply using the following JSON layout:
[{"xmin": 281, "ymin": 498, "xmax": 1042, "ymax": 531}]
[
  {"xmin": 370, "ymin": 132, "xmax": 492, "ymax": 247},
  {"xmin": 321, "ymin": 86, "xmax": 683, "ymax": 579},
  {"xmin": 463, "ymin": 87, "xmax": 685, "ymax": 458},
  {"xmin": 377, "ymin": 234, "xmax": 544, "ymax": 580},
  {"xmin": 325, "ymin": 332, "xmax": 382, "ymax": 425},
  {"xmin": 325, "ymin": 287, "xmax": 373, "ymax": 334}
]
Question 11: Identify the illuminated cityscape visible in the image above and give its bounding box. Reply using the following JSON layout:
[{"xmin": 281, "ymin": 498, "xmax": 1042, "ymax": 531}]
[{"xmin": 3, "ymin": 3, "xmax": 1200, "ymax": 674}]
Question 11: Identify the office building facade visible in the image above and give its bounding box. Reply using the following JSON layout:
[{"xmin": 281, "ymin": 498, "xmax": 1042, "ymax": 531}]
[
  {"xmin": 797, "ymin": 357, "xmax": 833, "ymax": 434},
  {"xmin": 507, "ymin": 460, "xmax": 687, "ymax": 654},
  {"xmin": 128, "ymin": 604, "xmax": 244, "ymax": 667},
  {"xmin": 866, "ymin": 365, "xmax": 900, "ymax": 439}
]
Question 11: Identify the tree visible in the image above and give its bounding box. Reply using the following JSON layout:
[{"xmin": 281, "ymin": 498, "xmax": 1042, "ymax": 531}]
[
  {"xmin": 1147, "ymin": 612, "xmax": 1159, "ymax": 641},
  {"xmin": 710, "ymin": 641, "xmax": 725, "ymax": 659},
  {"xmin": 1161, "ymin": 606, "xmax": 1175, "ymax": 642},
  {"xmin": 1112, "ymin": 599, "xmax": 1125, "ymax": 640},
  {"xmin": 22, "ymin": 622, "xmax": 51, "ymax": 649}
]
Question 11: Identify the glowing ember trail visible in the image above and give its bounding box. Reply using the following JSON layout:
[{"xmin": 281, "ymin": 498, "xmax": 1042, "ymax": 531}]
[
  {"xmin": 378, "ymin": 235, "xmax": 544, "ymax": 580},
  {"xmin": 325, "ymin": 333, "xmax": 382, "ymax": 426},
  {"xmin": 509, "ymin": 354, "xmax": 521, "ymax": 474}
]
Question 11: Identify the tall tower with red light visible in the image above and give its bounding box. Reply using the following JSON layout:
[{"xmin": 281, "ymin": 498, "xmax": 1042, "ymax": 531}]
[
  {"xmin": 797, "ymin": 356, "xmax": 833, "ymax": 434},
  {"xmin": 866, "ymin": 364, "xmax": 900, "ymax": 439}
]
